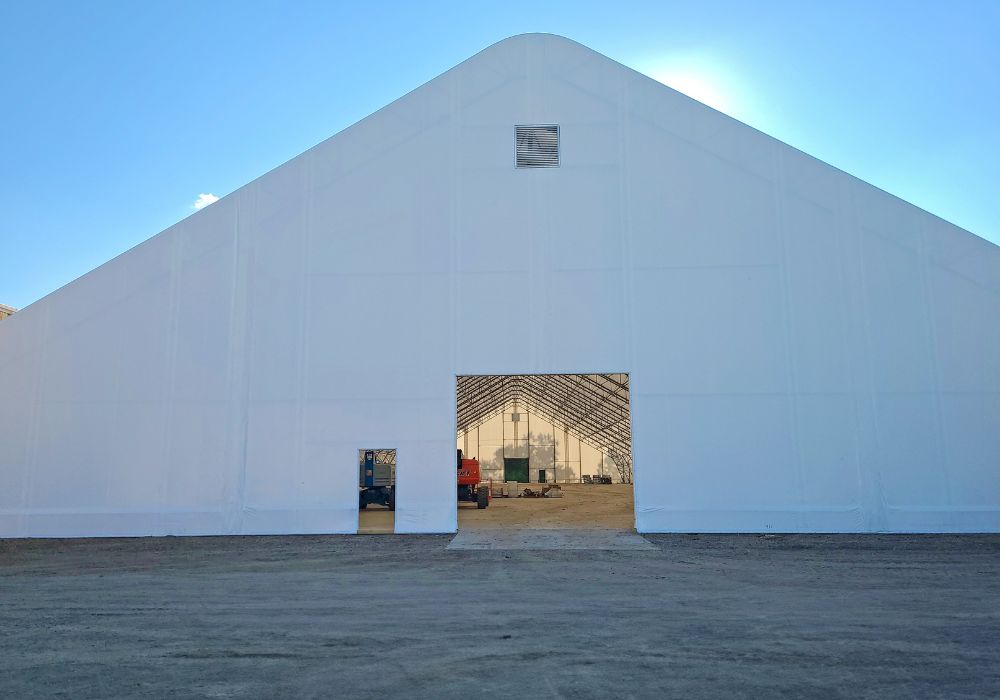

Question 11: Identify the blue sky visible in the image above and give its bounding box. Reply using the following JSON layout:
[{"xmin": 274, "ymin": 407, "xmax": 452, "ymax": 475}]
[{"xmin": 1, "ymin": 0, "xmax": 997, "ymax": 309}]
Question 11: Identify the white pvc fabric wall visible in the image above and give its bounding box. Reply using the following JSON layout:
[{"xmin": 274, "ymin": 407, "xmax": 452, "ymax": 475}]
[{"xmin": 1, "ymin": 34, "xmax": 998, "ymax": 536}]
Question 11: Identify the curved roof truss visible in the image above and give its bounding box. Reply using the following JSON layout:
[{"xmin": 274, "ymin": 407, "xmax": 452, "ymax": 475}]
[{"xmin": 456, "ymin": 374, "xmax": 632, "ymax": 482}]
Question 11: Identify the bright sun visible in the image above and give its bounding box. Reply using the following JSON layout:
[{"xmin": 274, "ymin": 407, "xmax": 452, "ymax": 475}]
[
  {"xmin": 650, "ymin": 69, "xmax": 731, "ymax": 113},
  {"xmin": 639, "ymin": 54, "xmax": 738, "ymax": 115}
]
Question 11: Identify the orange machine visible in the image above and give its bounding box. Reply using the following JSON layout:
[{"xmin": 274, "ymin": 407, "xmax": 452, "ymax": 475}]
[{"xmin": 457, "ymin": 449, "xmax": 489, "ymax": 509}]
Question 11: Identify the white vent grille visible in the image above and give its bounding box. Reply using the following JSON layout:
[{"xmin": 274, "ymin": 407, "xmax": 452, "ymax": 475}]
[{"xmin": 515, "ymin": 125, "xmax": 559, "ymax": 168}]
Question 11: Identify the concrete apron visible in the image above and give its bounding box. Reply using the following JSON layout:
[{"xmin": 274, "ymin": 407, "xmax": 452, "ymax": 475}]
[{"xmin": 446, "ymin": 528, "xmax": 658, "ymax": 551}]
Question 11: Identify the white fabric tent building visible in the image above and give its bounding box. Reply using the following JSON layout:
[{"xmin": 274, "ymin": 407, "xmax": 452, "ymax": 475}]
[{"xmin": 1, "ymin": 34, "xmax": 998, "ymax": 537}]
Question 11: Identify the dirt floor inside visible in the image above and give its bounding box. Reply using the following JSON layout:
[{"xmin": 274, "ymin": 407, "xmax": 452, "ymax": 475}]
[
  {"xmin": 357, "ymin": 483, "xmax": 633, "ymax": 533},
  {"xmin": 458, "ymin": 483, "xmax": 634, "ymax": 530},
  {"xmin": 2, "ymin": 534, "xmax": 999, "ymax": 699},
  {"xmin": 357, "ymin": 507, "xmax": 394, "ymax": 534}
]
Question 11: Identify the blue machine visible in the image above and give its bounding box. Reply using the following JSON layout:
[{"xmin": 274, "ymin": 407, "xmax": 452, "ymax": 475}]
[
  {"xmin": 359, "ymin": 449, "xmax": 395, "ymax": 510},
  {"xmin": 362, "ymin": 450, "xmax": 376, "ymax": 488}
]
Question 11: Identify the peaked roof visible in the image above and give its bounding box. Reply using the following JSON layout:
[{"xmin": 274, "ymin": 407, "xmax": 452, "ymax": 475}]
[
  {"xmin": 3, "ymin": 32, "xmax": 994, "ymax": 324},
  {"xmin": 457, "ymin": 374, "xmax": 632, "ymax": 481}
]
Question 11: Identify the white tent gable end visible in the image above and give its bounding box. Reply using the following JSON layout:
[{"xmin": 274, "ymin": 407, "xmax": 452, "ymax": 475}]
[{"xmin": 0, "ymin": 34, "xmax": 998, "ymax": 536}]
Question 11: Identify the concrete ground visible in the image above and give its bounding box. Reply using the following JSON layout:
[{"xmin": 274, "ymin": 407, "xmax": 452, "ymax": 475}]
[
  {"xmin": 447, "ymin": 528, "xmax": 657, "ymax": 550},
  {"xmin": 2, "ymin": 534, "xmax": 998, "ymax": 699}
]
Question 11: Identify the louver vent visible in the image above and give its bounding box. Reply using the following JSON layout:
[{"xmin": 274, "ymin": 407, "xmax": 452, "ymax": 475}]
[{"xmin": 515, "ymin": 125, "xmax": 559, "ymax": 168}]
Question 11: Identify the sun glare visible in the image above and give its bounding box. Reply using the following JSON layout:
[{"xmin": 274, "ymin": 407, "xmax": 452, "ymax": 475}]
[
  {"xmin": 639, "ymin": 55, "xmax": 738, "ymax": 115},
  {"xmin": 651, "ymin": 70, "xmax": 730, "ymax": 112}
]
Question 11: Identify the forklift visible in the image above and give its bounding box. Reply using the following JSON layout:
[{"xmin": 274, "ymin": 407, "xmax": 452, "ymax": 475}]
[{"xmin": 457, "ymin": 449, "xmax": 490, "ymax": 509}]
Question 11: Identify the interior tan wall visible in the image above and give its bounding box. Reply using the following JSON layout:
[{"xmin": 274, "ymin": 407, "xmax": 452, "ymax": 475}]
[{"xmin": 457, "ymin": 408, "xmax": 619, "ymax": 483}]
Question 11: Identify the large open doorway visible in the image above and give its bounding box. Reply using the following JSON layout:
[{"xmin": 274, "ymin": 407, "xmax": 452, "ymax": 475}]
[{"xmin": 455, "ymin": 374, "xmax": 634, "ymax": 530}]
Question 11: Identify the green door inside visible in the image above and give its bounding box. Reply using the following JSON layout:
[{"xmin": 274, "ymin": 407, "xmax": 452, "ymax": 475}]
[{"xmin": 504, "ymin": 457, "xmax": 529, "ymax": 482}]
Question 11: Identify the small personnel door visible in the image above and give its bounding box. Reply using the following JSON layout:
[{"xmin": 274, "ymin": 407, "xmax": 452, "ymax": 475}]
[{"xmin": 504, "ymin": 457, "xmax": 529, "ymax": 482}]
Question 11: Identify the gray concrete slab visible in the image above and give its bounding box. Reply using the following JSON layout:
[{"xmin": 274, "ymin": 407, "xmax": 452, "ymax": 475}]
[
  {"xmin": 1, "ymin": 534, "xmax": 999, "ymax": 699},
  {"xmin": 448, "ymin": 527, "xmax": 657, "ymax": 550}
]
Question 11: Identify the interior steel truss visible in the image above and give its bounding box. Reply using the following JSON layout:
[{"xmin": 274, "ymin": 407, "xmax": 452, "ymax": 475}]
[
  {"xmin": 456, "ymin": 374, "xmax": 632, "ymax": 482},
  {"xmin": 357, "ymin": 449, "xmax": 397, "ymax": 466}
]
